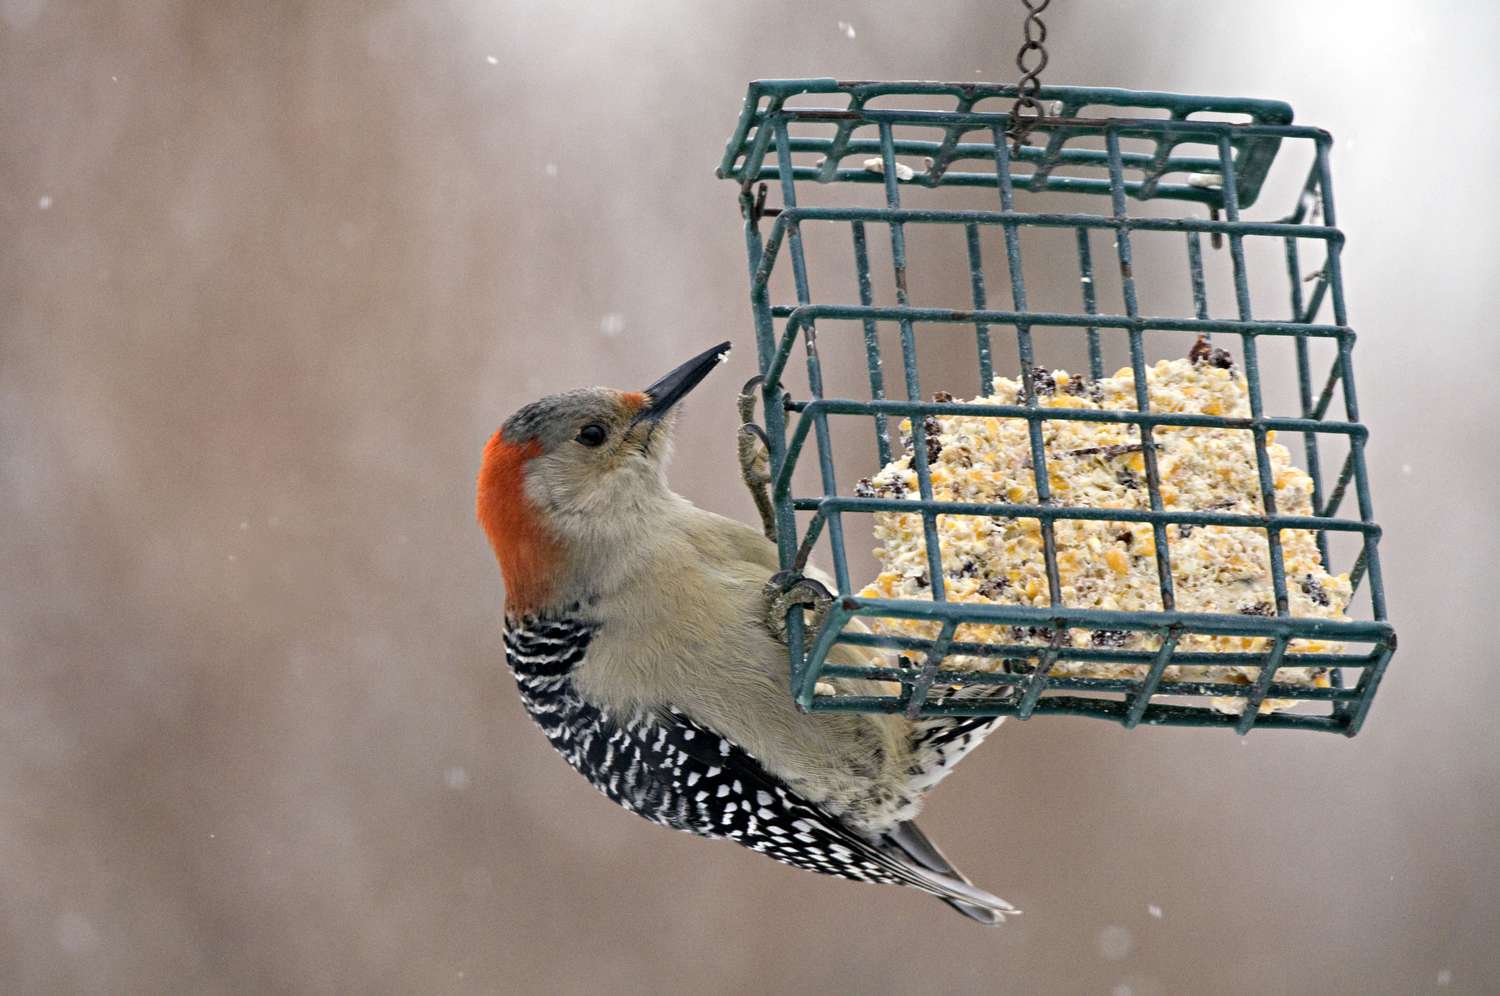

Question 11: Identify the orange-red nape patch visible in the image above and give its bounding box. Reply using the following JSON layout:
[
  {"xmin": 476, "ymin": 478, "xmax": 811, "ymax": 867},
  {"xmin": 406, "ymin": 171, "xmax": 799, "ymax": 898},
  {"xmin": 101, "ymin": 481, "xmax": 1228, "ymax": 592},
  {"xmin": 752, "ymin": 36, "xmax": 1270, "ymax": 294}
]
[{"xmin": 476, "ymin": 433, "xmax": 562, "ymax": 614}]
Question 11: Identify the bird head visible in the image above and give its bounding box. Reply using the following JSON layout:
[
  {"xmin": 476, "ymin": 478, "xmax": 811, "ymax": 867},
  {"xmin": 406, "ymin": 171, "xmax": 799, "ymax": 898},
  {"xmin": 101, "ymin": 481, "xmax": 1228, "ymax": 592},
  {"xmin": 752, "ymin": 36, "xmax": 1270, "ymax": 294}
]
[{"xmin": 477, "ymin": 341, "xmax": 732, "ymax": 613}]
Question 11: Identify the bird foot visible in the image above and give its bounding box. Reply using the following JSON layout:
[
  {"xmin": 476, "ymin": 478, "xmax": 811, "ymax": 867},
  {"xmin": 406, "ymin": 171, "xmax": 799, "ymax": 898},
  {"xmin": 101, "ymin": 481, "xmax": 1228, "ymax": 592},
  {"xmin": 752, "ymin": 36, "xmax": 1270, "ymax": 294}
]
[
  {"xmin": 737, "ymin": 377, "xmax": 777, "ymax": 543},
  {"xmin": 763, "ymin": 570, "xmax": 835, "ymax": 645}
]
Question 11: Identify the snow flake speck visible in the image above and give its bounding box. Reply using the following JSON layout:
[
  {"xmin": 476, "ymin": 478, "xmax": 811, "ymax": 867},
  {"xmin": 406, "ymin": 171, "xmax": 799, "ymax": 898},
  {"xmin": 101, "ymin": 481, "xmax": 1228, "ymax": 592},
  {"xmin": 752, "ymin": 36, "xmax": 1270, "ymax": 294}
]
[{"xmin": 1097, "ymin": 925, "xmax": 1133, "ymax": 961}]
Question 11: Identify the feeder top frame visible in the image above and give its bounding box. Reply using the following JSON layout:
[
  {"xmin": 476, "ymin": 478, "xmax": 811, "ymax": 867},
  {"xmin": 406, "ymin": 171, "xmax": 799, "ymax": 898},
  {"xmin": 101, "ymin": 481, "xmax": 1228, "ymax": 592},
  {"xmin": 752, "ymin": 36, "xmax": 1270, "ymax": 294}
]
[{"xmin": 718, "ymin": 78, "xmax": 1301, "ymax": 210}]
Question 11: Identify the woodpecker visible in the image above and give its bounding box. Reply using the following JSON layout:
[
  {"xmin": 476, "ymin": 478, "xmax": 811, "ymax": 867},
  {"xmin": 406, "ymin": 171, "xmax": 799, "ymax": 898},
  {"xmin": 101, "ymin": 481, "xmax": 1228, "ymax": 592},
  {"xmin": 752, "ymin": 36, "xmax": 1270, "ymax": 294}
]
[{"xmin": 476, "ymin": 341, "xmax": 1015, "ymax": 924}]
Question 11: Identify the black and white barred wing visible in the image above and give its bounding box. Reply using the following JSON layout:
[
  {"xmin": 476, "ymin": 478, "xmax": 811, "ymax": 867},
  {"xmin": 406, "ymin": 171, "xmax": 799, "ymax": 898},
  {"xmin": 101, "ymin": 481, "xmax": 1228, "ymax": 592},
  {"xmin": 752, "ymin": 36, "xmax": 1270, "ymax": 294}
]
[{"xmin": 645, "ymin": 708, "xmax": 1016, "ymax": 923}]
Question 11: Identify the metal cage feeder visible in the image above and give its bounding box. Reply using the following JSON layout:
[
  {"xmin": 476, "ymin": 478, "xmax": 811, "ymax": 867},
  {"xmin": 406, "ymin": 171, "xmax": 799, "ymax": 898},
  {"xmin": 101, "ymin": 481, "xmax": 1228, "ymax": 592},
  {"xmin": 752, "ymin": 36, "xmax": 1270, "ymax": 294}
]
[{"xmin": 717, "ymin": 79, "xmax": 1396, "ymax": 735}]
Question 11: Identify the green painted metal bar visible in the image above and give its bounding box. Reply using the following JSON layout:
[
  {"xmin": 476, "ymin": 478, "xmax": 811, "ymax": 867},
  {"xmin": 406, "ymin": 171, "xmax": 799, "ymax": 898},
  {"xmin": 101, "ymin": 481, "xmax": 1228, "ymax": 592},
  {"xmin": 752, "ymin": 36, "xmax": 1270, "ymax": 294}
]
[
  {"xmin": 1217, "ymin": 131, "xmax": 1293, "ymax": 621},
  {"xmin": 877, "ymin": 120, "xmax": 947, "ymax": 608},
  {"xmin": 1237, "ymin": 635, "xmax": 1292, "ymax": 734},
  {"xmin": 824, "ymin": 633, "xmax": 1385, "ymax": 671},
  {"xmin": 1123, "ymin": 629, "xmax": 1182, "ymax": 729},
  {"xmin": 903, "ymin": 619, "xmax": 959, "ymax": 720},
  {"xmin": 1077, "ymin": 227, "xmax": 1105, "ymax": 379},
  {"xmin": 850, "ymin": 222, "xmax": 892, "ymax": 465},
  {"xmin": 965, "ymin": 222, "xmax": 996, "ymax": 395},
  {"xmin": 1106, "ymin": 126, "xmax": 1177, "ymax": 612},
  {"xmin": 993, "ymin": 130, "xmax": 1064, "ymax": 611}
]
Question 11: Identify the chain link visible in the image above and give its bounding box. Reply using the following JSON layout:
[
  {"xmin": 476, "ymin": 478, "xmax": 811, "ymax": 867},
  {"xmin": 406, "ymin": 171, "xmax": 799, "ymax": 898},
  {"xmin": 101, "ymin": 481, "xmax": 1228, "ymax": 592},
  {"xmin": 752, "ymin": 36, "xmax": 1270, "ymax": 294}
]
[{"xmin": 1008, "ymin": 0, "xmax": 1052, "ymax": 153}]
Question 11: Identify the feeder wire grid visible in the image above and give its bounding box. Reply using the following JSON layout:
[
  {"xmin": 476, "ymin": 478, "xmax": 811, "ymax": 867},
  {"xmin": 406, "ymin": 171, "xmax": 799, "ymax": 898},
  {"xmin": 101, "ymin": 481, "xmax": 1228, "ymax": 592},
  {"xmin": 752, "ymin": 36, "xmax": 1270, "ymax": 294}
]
[{"xmin": 716, "ymin": 79, "xmax": 1395, "ymax": 736}]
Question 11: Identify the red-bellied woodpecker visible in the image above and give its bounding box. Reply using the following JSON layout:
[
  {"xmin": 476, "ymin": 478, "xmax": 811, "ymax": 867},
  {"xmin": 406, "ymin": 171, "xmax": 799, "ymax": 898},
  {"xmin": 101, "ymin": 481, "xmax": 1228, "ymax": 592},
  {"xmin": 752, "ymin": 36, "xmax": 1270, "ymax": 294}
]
[{"xmin": 476, "ymin": 342, "xmax": 1016, "ymax": 924}]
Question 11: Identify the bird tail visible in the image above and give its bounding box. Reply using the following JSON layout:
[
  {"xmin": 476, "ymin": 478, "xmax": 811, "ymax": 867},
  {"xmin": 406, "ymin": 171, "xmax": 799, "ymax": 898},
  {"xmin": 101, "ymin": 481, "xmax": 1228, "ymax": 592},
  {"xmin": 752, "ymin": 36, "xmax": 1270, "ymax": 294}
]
[{"xmin": 878, "ymin": 820, "xmax": 1017, "ymax": 926}]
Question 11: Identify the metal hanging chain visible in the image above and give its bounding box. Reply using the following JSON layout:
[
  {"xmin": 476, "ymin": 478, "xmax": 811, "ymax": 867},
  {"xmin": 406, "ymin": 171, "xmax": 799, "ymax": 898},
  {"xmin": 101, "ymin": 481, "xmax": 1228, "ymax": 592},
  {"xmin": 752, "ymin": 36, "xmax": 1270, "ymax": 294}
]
[{"xmin": 1007, "ymin": 0, "xmax": 1052, "ymax": 152}]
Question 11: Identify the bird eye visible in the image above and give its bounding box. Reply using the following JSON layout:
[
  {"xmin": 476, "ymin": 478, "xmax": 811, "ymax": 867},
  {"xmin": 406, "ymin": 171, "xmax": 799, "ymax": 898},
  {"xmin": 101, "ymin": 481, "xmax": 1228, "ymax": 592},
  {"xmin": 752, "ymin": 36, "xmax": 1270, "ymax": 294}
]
[{"xmin": 576, "ymin": 423, "xmax": 608, "ymax": 447}]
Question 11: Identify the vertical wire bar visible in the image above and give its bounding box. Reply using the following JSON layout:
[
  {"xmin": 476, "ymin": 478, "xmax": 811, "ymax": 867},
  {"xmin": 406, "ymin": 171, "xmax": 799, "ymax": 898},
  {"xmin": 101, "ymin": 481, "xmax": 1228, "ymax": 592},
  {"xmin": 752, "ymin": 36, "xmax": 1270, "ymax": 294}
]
[
  {"xmin": 1186, "ymin": 230, "xmax": 1210, "ymax": 328},
  {"xmin": 1016, "ymin": 627, "xmax": 1068, "ymax": 720},
  {"xmin": 1282, "ymin": 170, "xmax": 1340, "ymax": 695},
  {"xmin": 852, "ymin": 221, "xmax": 892, "ymax": 465},
  {"xmin": 1300, "ymin": 274, "xmax": 1329, "ymax": 325},
  {"xmin": 774, "ymin": 121, "xmax": 850, "ymax": 595},
  {"xmin": 1316, "ymin": 139, "xmax": 1384, "ymax": 618},
  {"xmin": 903, "ymin": 619, "xmax": 958, "ymax": 720},
  {"xmin": 993, "ymin": 129, "xmax": 1061, "ymax": 609},
  {"xmin": 1123, "ymin": 628, "xmax": 1181, "ymax": 729},
  {"xmin": 1216, "ymin": 131, "xmax": 1290, "ymax": 619},
  {"xmin": 1314, "ymin": 135, "xmax": 1391, "ymax": 731},
  {"xmin": 794, "ymin": 600, "xmax": 853, "ymax": 709},
  {"xmin": 743, "ymin": 133, "xmax": 804, "ymax": 693},
  {"xmin": 1316, "ymin": 453, "xmax": 1356, "ymax": 518},
  {"xmin": 965, "ymin": 222, "xmax": 996, "ymax": 395},
  {"xmin": 1283, "ymin": 221, "xmax": 1331, "ymax": 567},
  {"xmin": 1076, "ymin": 227, "xmax": 1104, "ymax": 379},
  {"xmin": 1105, "ymin": 128, "xmax": 1176, "ymax": 613},
  {"xmin": 1236, "ymin": 634, "xmax": 1290, "ymax": 734},
  {"xmin": 879, "ymin": 122, "xmax": 946, "ymax": 605}
]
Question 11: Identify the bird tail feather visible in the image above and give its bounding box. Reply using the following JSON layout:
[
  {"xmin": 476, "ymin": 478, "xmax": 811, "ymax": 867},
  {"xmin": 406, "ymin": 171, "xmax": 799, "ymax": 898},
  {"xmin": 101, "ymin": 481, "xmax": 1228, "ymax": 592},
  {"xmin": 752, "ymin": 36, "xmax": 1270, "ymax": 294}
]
[{"xmin": 878, "ymin": 819, "xmax": 1017, "ymax": 926}]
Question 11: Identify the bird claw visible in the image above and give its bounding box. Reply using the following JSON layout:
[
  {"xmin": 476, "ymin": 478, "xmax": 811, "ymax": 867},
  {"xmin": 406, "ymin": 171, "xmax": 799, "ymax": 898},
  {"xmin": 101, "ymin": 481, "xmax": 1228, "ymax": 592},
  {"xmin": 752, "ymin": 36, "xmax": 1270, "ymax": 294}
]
[
  {"xmin": 763, "ymin": 570, "xmax": 835, "ymax": 645},
  {"xmin": 737, "ymin": 377, "xmax": 776, "ymax": 543}
]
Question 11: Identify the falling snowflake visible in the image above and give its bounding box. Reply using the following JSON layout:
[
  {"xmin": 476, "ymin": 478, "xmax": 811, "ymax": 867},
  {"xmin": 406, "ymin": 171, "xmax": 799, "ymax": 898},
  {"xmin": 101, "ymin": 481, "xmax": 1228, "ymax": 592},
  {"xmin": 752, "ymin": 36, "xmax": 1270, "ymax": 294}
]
[
  {"xmin": 837, "ymin": 20, "xmax": 856, "ymax": 39},
  {"xmin": 1097, "ymin": 925, "xmax": 1133, "ymax": 961},
  {"xmin": 599, "ymin": 313, "xmax": 626, "ymax": 337}
]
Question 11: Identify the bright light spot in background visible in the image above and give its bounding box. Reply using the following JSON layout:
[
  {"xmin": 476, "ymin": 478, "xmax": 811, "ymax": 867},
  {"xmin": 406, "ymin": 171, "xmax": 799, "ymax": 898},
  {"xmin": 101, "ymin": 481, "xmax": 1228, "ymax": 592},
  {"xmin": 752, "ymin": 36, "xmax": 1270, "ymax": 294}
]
[
  {"xmin": 599, "ymin": 313, "xmax": 625, "ymax": 338},
  {"xmin": 485, "ymin": 55, "xmax": 498, "ymax": 65},
  {"xmin": 444, "ymin": 766, "xmax": 470, "ymax": 790},
  {"xmin": 1098, "ymin": 925, "xmax": 1134, "ymax": 961},
  {"xmin": 543, "ymin": 163, "xmax": 558, "ymax": 178},
  {"xmin": 37, "ymin": 195, "xmax": 52, "ymax": 210},
  {"xmin": 837, "ymin": 20, "xmax": 856, "ymax": 39},
  {"xmin": 1147, "ymin": 904, "xmax": 1163, "ymax": 919},
  {"xmin": 1437, "ymin": 970, "xmax": 1453, "ymax": 986}
]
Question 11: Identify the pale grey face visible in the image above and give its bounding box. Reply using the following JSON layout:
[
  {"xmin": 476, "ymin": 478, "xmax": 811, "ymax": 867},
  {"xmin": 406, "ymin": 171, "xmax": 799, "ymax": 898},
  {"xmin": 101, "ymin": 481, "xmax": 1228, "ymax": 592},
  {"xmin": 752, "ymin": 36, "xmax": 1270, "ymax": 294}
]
[
  {"xmin": 502, "ymin": 388, "xmax": 671, "ymax": 528},
  {"xmin": 497, "ymin": 342, "xmax": 732, "ymax": 543}
]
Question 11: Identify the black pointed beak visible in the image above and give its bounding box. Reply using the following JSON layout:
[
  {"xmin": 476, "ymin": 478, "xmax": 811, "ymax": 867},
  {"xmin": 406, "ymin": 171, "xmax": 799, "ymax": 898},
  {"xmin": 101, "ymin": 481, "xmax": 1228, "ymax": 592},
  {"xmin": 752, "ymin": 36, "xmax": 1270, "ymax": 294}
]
[{"xmin": 636, "ymin": 341, "xmax": 733, "ymax": 422}]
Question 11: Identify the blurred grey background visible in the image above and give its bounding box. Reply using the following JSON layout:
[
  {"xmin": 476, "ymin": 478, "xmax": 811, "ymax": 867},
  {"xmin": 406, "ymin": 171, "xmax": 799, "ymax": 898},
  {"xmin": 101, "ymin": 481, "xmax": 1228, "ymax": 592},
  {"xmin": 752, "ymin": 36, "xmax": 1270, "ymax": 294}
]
[{"xmin": 2, "ymin": 1, "xmax": 1496, "ymax": 993}]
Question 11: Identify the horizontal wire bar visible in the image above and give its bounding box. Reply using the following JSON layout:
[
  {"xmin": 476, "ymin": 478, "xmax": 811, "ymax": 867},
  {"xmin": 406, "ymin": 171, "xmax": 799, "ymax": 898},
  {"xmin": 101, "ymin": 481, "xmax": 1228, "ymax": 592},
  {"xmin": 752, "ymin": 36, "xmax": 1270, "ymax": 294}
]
[
  {"xmin": 759, "ymin": 305, "xmax": 1350, "ymax": 389},
  {"xmin": 772, "ymin": 205, "xmax": 1342, "ymax": 240},
  {"xmin": 747, "ymin": 166, "xmax": 1234, "ymax": 202},
  {"xmin": 825, "ymin": 635, "xmax": 1385, "ymax": 670},
  {"xmin": 815, "ymin": 664, "xmax": 1363, "ymax": 703},
  {"xmin": 830, "ymin": 595, "xmax": 1394, "ymax": 640},
  {"xmin": 744, "ymin": 107, "xmax": 1322, "ymax": 141},
  {"xmin": 785, "ymin": 396, "xmax": 1368, "ymax": 435},
  {"xmin": 794, "ymin": 494, "xmax": 1379, "ymax": 535},
  {"xmin": 803, "ymin": 694, "xmax": 1348, "ymax": 732}
]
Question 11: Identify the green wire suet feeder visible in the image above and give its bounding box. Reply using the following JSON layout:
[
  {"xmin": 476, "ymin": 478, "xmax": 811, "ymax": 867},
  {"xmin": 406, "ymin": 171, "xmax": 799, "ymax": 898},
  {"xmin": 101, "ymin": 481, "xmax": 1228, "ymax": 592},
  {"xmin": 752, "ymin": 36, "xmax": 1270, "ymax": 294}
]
[{"xmin": 718, "ymin": 79, "xmax": 1395, "ymax": 735}]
